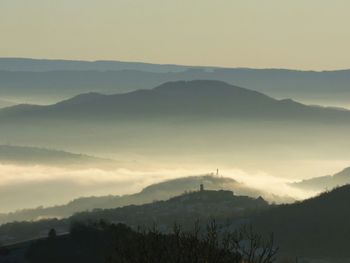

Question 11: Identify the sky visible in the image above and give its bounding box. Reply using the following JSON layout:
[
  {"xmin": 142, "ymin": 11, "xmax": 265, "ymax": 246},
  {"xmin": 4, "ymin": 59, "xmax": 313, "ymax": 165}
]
[{"xmin": 1, "ymin": 0, "xmax": 350, "ymax": 70}]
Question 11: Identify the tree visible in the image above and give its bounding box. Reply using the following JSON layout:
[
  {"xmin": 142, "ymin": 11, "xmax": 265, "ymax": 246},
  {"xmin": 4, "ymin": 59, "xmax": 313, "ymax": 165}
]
[{"xmin": 48, "ymin": 228, "xmax": 57, "ymax": 239}]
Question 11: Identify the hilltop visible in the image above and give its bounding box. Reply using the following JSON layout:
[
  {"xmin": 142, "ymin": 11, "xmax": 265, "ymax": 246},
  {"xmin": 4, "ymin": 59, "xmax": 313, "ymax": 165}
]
[
  {"xmin": 71, "ymin": 189, "xmax": 268, "ymax": 229},
  {"xmin": 0, "ymin": 175, "xmax": 285, "ymax": 225}
]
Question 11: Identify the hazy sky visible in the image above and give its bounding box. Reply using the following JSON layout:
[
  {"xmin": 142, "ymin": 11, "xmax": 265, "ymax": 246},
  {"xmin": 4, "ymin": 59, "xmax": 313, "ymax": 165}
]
[{"xmin": 1, "ymin": 0, "xmax": 350, "ymax": 70}]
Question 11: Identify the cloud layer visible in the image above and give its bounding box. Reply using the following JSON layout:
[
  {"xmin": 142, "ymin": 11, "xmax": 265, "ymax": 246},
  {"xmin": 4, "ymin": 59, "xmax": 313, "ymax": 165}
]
[{"xmin": 0, "ymin": 163, "xmax": 318, "ymax": 213}]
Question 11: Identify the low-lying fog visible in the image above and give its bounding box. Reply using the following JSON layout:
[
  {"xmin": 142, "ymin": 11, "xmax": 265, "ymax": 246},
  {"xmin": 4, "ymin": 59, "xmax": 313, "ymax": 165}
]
[
  {"xmin": 1, "ymin": 120, "xmax": 350, "ymax": 213},
  {"xmin": 0, "ymin": 156, "xmax": 347, "ymax": 213}
]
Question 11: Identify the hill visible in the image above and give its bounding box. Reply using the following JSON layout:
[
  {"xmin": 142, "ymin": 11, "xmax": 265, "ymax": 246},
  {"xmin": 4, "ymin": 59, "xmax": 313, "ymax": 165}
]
[
  {"xmin": 291, "ymin": 166, "xmax": 350, "ymax": 192},
  {"xmin": 1, "ymin": 80, "xmax": 349, "ymax": 123},
  {"xmin": 71, "ymin": 189, "xmax": 268, "ymax": 229},
  {"xmin": 2, "ymin": 185, "xmax": 350, "ymax": 260},
  {"xmin": 0, "ymin": 145, "xmax": 115, "ymax": 167},
  {"xmin": 253, "ymin": 185, "xmax": 350, "ymax": 259},
  {"xmin": 0, "ymin": 175, "xmax": 284, "ymax": 225},
  {"xmin": 0, "ymin": 189, "xmax": 269, "ymax": 245}
]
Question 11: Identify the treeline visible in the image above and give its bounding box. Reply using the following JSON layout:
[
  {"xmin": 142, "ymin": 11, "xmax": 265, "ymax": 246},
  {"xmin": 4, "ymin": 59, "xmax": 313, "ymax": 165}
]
[{"xmin": 27, "ymin": 220, "xmax": 278, "ymax": 263}]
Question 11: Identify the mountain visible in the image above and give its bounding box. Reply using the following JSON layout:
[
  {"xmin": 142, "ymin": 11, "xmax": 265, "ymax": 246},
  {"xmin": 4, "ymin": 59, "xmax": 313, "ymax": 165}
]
[
  {"xmin": 291, "ymin": 166, "xmax": 350, "ymax": 192},
  {"xmin": 1, "ymin": 80, "xmax": 350, "ymax": 123},
  {"xmin": 0, "ymin": 145, "xmax": 115, "ymax": 167},
  {"xmin": 0, "ymin": 175, "xmax": 286, "ymax": 225},
  {"xmin": 1, "ymin": 59, "xmax": 350, "ymax": 107},
  {"xmin": 253, "ymin": 185, "xmax": 350, "ymax": 259},
  {"xmin": 1, "ymin": 80, "xmax": 350, "ymax": 181}
]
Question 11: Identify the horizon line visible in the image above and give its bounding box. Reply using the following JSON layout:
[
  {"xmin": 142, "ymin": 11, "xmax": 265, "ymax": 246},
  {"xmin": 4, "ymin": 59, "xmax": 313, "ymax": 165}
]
[{"xmin": 1, "ymin": 56, "xmax": 350, "ymax": 73}]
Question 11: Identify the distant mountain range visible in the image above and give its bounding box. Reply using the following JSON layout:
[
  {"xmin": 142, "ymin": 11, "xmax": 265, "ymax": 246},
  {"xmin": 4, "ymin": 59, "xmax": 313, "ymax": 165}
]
[
  {"xmin": 1, "ymin": 80, "xmax": 349, "ymax": 172},
  {"xmin": 1, "ymin": 80, "xmax": 349, "ymax": 123},
  {"xmin": 0, "ymin": 58, "xmax": 190, "ymax": 72},
  {"xmin": 291, "ymin": 166, "xmax": 350, "ymax": 192},
  {"xmin": 1, "ymin": 58, "xmax": 350, "ymax": 107},
  {"xmin": 0, "ymin": 175, "xmax": 291, "ymax": 225},
  {"xmin": 0, "ymin": 145, "xmax": 115, "ymax": 167}
]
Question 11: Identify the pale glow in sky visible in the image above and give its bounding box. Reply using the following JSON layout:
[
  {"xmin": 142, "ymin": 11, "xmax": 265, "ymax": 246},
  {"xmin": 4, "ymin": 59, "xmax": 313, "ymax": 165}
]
[{"xmin": 1, "ymin": 0, "xmax": 350, "ymax": 70}]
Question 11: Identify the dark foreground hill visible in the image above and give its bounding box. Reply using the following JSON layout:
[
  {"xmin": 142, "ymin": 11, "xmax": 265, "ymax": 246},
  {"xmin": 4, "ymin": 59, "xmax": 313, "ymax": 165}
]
[
  {"xmin": 253, "ymin": 184, "xmax": 350, "ymax": 259},
  {"xmin": 291, "ymin": 166, "xmax": 350, "ymax": 192},
  {"xmin": 2, "ymin": 186, "xmax": 350, "ymax": 261},
  {"xmin": 1, "ymin": 221, "xmax": 278, "ymax": 263}
]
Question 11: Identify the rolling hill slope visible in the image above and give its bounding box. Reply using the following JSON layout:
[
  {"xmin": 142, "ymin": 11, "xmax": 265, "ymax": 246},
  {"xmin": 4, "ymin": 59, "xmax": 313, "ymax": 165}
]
[
  {"xmin": 291, "ymin": 166, "xmax": 350, "ymax": 192},
  {"xmin": 0, "ymin": 187, "xmax": 269, "ymax": 245}
]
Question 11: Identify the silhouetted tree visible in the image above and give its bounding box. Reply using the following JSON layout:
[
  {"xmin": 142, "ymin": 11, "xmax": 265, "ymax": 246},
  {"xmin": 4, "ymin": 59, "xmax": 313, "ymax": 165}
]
[{"xmin": 48, "ymin": 228, "xmax": 57, "ymax": 239}]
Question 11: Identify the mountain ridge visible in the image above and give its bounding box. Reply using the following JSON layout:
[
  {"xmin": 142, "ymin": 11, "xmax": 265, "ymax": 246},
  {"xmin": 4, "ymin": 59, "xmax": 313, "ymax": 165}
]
[
  {"xmin": 0, "ymin": 57, "xmax": 191, "ymax": 73},
  {"xmin": 2, "ymin": 57, "xmax": 350, "ymax": 73},
  {"xmin": 1, "ymin": 80, "xmax": 349, "ymax": 122},
  {"xmin": 2, "ymin": 60, "xmax": 350, "ymax": 107}
]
